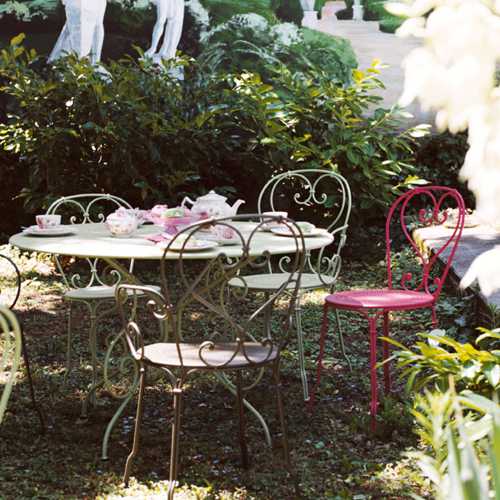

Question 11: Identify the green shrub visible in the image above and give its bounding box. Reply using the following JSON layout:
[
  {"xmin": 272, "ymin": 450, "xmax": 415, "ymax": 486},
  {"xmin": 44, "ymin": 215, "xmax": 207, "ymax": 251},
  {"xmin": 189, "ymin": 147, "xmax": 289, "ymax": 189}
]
[
  {"xmin": 199, "ymin": 14, "xmax": 357, "ymax": 84},
  {"xmin": 386, "ymin": 328, "xmax": 500, "ymax": 397},
  {"xmin": 0, "ymin": 35, "xmax": 422, "ymax": 238},
  {"xmin": 200, "ymin": 0, "xmax": 276, "ymax": 24},
  {"xmin": 378, "ymin": 16, "xmax": 403, "ymax": 33},
  {"xmin": 414, "ymin": 131, "xmax": 474, "ymax": 208}
]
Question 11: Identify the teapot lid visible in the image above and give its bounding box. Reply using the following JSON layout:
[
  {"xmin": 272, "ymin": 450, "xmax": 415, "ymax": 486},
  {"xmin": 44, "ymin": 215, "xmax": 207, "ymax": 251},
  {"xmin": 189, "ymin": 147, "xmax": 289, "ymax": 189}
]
[{"xmin": 197, "ymin": 190, "xmax": 227, "ymax": 202}]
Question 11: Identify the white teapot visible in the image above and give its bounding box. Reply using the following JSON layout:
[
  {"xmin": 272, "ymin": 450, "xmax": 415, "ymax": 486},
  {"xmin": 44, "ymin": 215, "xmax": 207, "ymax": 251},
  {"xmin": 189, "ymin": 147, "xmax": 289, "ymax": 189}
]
[{"xmin": 182, "ymin": 190, "xmax": 245, "ymax": 219}]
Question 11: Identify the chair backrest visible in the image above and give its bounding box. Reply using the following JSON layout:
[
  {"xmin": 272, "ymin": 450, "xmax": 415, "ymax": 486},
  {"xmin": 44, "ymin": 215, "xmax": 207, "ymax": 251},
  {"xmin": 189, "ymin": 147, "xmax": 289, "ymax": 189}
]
[
  {"xmin": 0, "ymin": 254, "xmax": 21, "ymax": 310},
  {"xmin": 385, "ymin": 186, "xmax": 465, "ymax": 298},
  {"xmin": 0, "ymin": 306, "xmax": 22, "ymax": 424},
  {"xmin": 46, "ymin": 193, "xmax": 133, "ymax": 290},
  {"xmin": 116, "ymin": 215, "xmax": 305, "ymax": 370},
  {"xmin": 47, "ymin": 193, "xmax": 133, "ymax": 224},
  {"xmin": 257, "ymin": 169, "xmax": 351, "ymax": 287}
]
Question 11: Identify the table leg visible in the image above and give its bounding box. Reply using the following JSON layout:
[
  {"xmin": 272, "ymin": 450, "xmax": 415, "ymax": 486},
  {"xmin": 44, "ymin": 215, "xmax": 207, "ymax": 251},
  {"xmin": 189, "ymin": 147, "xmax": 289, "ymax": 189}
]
[{"xmin": 98, "ymin": 258, "xmax": 274, "ymax": 458}]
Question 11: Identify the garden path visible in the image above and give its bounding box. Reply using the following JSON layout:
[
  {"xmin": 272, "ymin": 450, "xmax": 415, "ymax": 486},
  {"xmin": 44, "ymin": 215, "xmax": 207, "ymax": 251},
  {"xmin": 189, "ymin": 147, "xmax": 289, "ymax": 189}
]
[{"xmin": 316, "ymin": 14, "xmax": 433, "ymax": 127}]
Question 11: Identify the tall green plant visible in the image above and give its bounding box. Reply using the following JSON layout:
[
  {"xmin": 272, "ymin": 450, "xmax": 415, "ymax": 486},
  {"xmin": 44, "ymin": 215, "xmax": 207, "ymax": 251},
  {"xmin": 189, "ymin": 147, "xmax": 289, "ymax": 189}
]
[
  {"xmin": 384, "ymin": 329, "xmax": 500, "ymax": 397},
  {"xmin": 410, "ymin": 388, "xmax": 500, "ymax": 500}
]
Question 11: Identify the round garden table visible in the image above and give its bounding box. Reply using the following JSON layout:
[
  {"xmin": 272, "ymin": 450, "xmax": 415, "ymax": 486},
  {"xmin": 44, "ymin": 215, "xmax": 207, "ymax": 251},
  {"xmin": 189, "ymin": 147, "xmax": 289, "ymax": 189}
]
[{"xmin": 10, "ymin": 221, "xmax": 334, "ymax": 458}]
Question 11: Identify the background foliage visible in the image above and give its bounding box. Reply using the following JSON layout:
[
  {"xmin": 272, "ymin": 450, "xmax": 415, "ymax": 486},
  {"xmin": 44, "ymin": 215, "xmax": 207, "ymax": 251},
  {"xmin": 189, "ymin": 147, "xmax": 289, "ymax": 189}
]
[{"xmin": 0, "ymin": 34, "xmax": 423, "ymax": 239}]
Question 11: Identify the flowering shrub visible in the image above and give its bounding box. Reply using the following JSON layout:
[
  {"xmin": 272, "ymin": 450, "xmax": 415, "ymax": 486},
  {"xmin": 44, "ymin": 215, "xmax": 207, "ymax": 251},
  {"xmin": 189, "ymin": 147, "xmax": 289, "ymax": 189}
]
[
  {"xmin": 387, "ymin": 0, "xmax": 500, "ymax": 295},
  {"xmin": 0, "ymin": 1, "xmax": 57, "ymax": 21},
  {"xmin": 200, "ymin": 14, "xmax": 357, "ymax": 84},
  {"xmin": 0, "ymin": 36, "xmax": 421, "ymax": 237}
]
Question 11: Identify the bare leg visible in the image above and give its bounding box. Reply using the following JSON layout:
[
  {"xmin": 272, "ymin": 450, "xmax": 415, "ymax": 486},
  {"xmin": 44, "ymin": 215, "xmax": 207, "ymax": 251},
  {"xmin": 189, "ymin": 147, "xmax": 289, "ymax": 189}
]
[{"xmin": 158, "ymin": 0, "xmax": 185, "ymax": 60}]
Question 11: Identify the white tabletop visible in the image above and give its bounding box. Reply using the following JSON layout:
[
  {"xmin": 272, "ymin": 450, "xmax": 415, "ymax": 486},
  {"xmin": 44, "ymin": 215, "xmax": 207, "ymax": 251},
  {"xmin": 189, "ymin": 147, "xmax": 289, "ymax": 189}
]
[{"xmin": 9, "ymin": 222, "xmax": 334, "ymax": 260}]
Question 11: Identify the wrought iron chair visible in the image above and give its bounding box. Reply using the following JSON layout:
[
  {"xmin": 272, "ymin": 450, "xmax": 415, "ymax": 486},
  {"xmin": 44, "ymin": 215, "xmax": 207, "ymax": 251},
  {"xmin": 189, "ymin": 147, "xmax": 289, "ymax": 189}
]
[
  {"xmin": 46, "ymin": 194, "xmax": 159, "ymax": 410},
  {"xmin": 230, "ymin": 169, "xmax": 352, "ymax": 402},
  {"xmin": 309, "ymin": 186, "xmax": 466, "ymax": 429},
  {"xmin": 116, "ymin": 215, "xmax": 305, "ymax": 499},
  {"xmin": 0, "ymin": 305, "xmax": 22, "ymax": 424},
  {"xmin": 0, "ymin": 254, "xmax": 44, "ymax": 429}
]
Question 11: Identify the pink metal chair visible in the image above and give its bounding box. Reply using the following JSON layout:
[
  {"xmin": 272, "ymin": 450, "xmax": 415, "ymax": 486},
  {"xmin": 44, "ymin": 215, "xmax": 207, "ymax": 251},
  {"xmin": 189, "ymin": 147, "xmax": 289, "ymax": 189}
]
[{"xmin": 308, "ymin": 186, "xmax": 465, "ymax": 430}]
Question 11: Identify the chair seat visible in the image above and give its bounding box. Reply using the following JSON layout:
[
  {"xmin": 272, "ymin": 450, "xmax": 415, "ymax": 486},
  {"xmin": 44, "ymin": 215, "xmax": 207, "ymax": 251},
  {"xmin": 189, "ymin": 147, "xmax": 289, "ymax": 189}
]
[
  {"xmin": 325, "ymin": 289, "xmax": 435, "ymax": 311},
  {"xmin": 65, "ymin": 285, "xmax": 161, "ymax": 301},
  {"xmin": 141, "ymin": 341, "xmax": 278, "ymax": 369},
  {"xmin": 229, "ymin": 273, "xmax": 335, "ymax": 291}
]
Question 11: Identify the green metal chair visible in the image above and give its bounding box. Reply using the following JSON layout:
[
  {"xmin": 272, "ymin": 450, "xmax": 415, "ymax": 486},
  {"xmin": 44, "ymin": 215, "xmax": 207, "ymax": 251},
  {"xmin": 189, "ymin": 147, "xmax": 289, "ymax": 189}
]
[
  {"xmin": 116, "ymin": 214, "xmax": 305, "ymax": 499},
  {"xmin": 0, "ymin": 253, "xmax": 45, "ymax": 430},
  {"xmin": 47, "ymin": 194, "xmax": 160, "ymax": 414},
  {"xmin": 230, "ymin": 169, "xmax": 352, "ymax": 401},
  {"xmin": 0, "ymin": 305, "xmax": 22, "ymax": 424}
]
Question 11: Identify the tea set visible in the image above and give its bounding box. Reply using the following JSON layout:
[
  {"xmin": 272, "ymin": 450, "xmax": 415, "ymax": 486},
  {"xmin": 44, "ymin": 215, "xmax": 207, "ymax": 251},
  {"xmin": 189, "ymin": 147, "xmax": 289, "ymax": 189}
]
[{"xmin": 22, "ymin": 191, "xmax": 324, "ymax": 247}]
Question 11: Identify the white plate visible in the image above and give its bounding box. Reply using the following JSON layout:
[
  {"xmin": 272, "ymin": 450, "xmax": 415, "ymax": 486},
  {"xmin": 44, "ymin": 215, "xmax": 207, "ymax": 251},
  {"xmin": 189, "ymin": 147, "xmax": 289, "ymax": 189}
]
[
  {"xmin": 201, "ymin": 233, "xmax": 240, "ymax": 245},
  {"xmin": 163, "ymin": 239, "xmax": 218, "ymax": 252},
  {"xmin": 23, "ymin": 225, "xmax": 75, "ymax": 237},
  {"xmin": 270, "ymin": 226, "xmax": 326, "ymax": 237}
]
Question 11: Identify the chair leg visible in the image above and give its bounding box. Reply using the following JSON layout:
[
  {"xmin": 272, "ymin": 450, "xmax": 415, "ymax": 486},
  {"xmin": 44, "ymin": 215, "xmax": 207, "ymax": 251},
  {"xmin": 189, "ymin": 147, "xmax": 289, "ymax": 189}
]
[
  {"xmin": 294, "ymin": 298, "xmax": 309, "ymax": 402},
  {"xmin": 168, "ymin": 384, "xmax": 184, "ymax": 500},
  {"xmin": 334, "ymin": 309, "xmax": 352, "ymax": 371},
  {"xmin": 431, "ymin": 306, "xmax": 438, "ymax": 328},
  {"xmin": 273, "ymin": 361, "xmax": 291, "ymax": 469},
  {"xmin": 382, "ymin": 312, "xmax": 391, "ymax": 394},
  {"xmin": 20, "ymin": 326, "xmax": 45, "ymax": 433},
  {"xmin": 65, "ymin": 301, "xmax": 74, "ymax": 379},
  {"xmin": 88, "ymin": 302, "xmax": 98, "ymax": 407},
  {"xmin": 368, "ymin": 316, "xmax": 379, "ymax": 432},
  {"xmin": 308, "ymin": 303, "xmax": 330, "ymax": 411},
  {"xmin": 123, "ymin": 365, "xmax": 146, "ymax": 487},
  {"xmin": 236, "ymin": 370, "xmax": 249, "ymax": 469}
]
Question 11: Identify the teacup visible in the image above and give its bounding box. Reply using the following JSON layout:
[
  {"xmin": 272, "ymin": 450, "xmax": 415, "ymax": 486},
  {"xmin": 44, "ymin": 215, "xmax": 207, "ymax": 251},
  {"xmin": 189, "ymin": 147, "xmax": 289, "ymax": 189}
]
[
  {"xmin": 106, "ymin": 215, "xmax": 138, "ymax": 237},
  {"xmin": 36, "ymin": 214, "xmax": 61, "ymax": 229},
  {"xmin": 214, "ymin": 224, "xmax": 236, "ymax": 240}
]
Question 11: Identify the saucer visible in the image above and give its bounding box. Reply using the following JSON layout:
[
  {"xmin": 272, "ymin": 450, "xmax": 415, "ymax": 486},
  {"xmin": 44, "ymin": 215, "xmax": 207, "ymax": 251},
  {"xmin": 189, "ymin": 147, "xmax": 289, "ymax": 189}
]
[{"xmin": 23, "ymin": 225, "xmax": 75, "ymax": 237}]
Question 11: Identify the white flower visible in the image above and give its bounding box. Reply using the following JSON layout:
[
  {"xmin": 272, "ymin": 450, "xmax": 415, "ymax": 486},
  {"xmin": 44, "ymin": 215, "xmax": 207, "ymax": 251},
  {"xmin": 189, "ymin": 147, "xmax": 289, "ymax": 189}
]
[
  {"xmin": 397, "ymin": 0, "xmax": 500, "ymax": 295},
  {"xmin": 461, "ymin": 248, "xmax": 500, "ymax": 296},
  {"xmin": 270, "ymin": 23, "xmax": 302, "ymax": 47},
  {"xmin": 186, "ymin": 0, "xmax": 210, "ymax": 35}
]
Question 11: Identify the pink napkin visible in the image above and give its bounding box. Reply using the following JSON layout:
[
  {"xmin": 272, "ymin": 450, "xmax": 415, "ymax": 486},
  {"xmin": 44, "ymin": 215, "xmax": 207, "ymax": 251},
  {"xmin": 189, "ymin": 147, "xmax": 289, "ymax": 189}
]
[{"xmin": 145, "ymin": 233, "xmax": 171, "ymax": 244}]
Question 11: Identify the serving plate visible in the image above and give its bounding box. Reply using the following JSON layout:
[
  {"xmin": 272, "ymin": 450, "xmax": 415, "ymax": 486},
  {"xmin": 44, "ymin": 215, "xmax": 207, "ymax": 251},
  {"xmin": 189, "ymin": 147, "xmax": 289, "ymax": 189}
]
[
  {"xmin": 23, "ymin": 225, "xmax": 75, "ymax": 237},
  {"xmin": 161, "ymin": 239, "xmax": 218, "ymax": 252},
  {"xmin": 270, "ymin": 226, "xmax": 326, "ymax": 237}
]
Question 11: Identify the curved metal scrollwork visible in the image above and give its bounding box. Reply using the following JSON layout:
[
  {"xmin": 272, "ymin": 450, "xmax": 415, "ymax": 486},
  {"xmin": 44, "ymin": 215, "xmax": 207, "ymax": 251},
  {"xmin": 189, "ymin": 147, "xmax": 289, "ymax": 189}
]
[
  {"xmin": 257, "ymin": 169, "xmax": 352, "ymax": 291},
  {"xmin": 385, "ymin": 186, "xmax": 465, "ymax": 296},
  {"xmin": 47, "ymin": 194, "xmax": 133, "ymax": 291},
  {"xmin": 116, "ymin": 215, "xmax": 305, "ymax": 373},
  {"xmin": 0, "ymin": 254, "xmax": 21, "ymax": 309},
  {"xmin": 0, "ymin": 306, "xmax": 22, "ymax": 424}
]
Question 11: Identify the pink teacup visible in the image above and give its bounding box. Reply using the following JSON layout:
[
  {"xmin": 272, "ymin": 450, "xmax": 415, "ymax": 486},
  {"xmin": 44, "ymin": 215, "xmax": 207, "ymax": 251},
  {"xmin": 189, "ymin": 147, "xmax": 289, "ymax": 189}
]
[{"xmin": 36, "ymin": 215, "xmax": 61, "ymax": 229}]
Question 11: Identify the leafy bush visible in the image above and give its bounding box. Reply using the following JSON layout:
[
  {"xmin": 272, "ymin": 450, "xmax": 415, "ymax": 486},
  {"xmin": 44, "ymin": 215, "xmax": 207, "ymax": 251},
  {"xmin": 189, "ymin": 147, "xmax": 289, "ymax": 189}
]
[
  {"xmin": 414, "ymin": 131, "xmax": 474, "ymax": 208},
  {"xmin": 338, "ymin": 0, "xmax": 404, "ymax": 32},
  {"xmin": 200, "ymin": 13, "xmax": 357, "ymax": 84},
  {"xmin": 200, "ymin": 0, "xmax": 277, "ymax": 24},
  {"xmin": 410, "ymin": 388, "xmax": 500, "ymax": 499},
  {"xmin": 0, "ymin": 35, "xmax": 422, "ymax": 238},
  {"xmin": 386, "ymin": 329, "xmax": 500, "ymax": 396}
]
